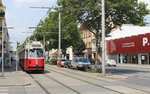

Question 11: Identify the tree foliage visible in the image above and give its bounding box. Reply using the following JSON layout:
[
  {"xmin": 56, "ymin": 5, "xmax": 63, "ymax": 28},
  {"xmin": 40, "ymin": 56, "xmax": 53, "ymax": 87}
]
[
  {"xmin": 32, "ymin": 10, "xmax": 86, "ymax": 55},
  {"xmin": 29, "ymin": 0, "xmax": 149, "ymax": 57},
  {"xmin": 58, "ymin": 0, "xmax": 149, "ymax": 59},
  {"xmin": 58, "ymin": 0, "xmax": 149, "ymax": 35}
]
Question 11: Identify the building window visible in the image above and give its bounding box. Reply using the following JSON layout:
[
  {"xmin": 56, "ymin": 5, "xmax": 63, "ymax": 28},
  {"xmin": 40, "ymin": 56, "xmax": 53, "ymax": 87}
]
[{"xmin": 0, "ymin": 11, "xmax": 5, "ymax": 17}]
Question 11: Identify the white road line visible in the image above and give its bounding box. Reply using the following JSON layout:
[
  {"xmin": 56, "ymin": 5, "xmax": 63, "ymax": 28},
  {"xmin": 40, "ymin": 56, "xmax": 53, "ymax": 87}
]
[
  {"xmin": 0, "ymin": 87, "xmax": 9, "ymax": 94},
  {"xmin": 0, "ymin": 90, "xmax": 8, "ymax": 92},
  {"xmin": 0, "ymin": 87, "xmax": 9, "ymax": 89}
]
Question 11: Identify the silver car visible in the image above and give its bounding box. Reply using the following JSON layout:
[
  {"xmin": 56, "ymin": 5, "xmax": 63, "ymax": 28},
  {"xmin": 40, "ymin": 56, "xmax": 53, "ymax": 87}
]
[{"xmin": 71, "ymin": 57, "xmax": 91, "ymax": 69}]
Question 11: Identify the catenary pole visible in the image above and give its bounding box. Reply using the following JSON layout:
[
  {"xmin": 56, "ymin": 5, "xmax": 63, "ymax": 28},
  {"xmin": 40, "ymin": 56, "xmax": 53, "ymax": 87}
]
[
  {"xmin": 1, "ymin": 19, "xmax": 4, "ymax": 77},
  {"xmin": 16, "ymin": 48, "xmax": 18, "ymax": 72},
  {"xmin": 58, "ymin": 12, "xmax": 61, "ymax": 59},
  {"xmin": 102, "ymin": 0, "xmax": 106, "ymax": 76}
]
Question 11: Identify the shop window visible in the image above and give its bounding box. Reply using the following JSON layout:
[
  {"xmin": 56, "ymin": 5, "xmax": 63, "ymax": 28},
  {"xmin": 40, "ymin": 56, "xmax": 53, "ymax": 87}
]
[
  {"xmin": 132, "ymin": 54, "xmax": 138, "ymax": 64},
  {"xmin": 141, "ymin": 55, "xmax": 148, "ymax": 64}
]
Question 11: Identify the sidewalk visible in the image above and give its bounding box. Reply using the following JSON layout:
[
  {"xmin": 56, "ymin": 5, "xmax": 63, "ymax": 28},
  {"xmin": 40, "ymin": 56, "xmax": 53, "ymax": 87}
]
[
  {"xmin": 0, "ymin": 63, "xmax": 31, "ymax": 86},
  {"xmin": 117, "ymin": 63, "xmax": 150, "ymax": 70}
]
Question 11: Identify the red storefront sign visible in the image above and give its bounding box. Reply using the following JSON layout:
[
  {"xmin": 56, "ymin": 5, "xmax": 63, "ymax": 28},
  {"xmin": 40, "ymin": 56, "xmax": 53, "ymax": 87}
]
[{"xmin": 107, "ymin": 33, "xmax": 150, "ymax": 54}]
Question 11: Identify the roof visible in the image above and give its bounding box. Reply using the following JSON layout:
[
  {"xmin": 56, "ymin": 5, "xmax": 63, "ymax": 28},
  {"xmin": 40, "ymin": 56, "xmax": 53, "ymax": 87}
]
[{"xmin": 106, "ymin": 25, "xmax": 150, "ymax": 40}]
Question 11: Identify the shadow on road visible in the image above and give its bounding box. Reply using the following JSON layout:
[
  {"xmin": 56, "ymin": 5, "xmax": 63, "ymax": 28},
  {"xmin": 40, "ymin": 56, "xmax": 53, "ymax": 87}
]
[{"xmin": 106, "ymin": 67, "xmax": 150, "ymax": 75}]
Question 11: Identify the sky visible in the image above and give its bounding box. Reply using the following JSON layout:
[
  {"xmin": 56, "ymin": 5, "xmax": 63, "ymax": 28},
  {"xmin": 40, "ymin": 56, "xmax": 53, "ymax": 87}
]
[
  {"xmin": 2, "ymin": 0, "xmax": 150, "ymax": 50},
  {"xmin": 3, "ymin": 0, "xmax": 58, "ymax": 50}
]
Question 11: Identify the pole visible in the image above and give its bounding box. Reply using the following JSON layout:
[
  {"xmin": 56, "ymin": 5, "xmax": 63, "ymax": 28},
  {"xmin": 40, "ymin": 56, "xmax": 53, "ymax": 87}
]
[
  {"xmin": 9, "ymin": 51, "xmax": 11, "ymax": 67},
  {"xmin": 43, "ymin": 35, "xmax": 45, "ymax": 63},
  {"xmin": 58, "ymin": 12, "xmax": 61, "ymax": 59},
  {"xmin": 1, "ymin": 19, "xmax": 4, "ymax": 77},
  {"xmin": 44, "ymin": 35, "xmax": 45, "ymax": 53},
  {"xmin": 16, "ymin": 42, "xmax": 19, "ymax": 72},
  {"xmin": 102, "ymin": 0, "xmax": 105, "ymax": 76}
]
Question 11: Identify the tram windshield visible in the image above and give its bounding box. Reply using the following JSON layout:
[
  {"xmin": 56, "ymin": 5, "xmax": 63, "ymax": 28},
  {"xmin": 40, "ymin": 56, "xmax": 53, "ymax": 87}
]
[{"xmin": 29, "ymin": 49, "xmax": 44, "ymax": 58}]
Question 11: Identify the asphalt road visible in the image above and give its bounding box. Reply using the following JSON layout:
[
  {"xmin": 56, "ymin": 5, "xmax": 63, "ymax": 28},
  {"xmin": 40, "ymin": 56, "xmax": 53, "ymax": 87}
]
[
  {"xmin": 106, "ymin": 66, "xmax": 150, "ymax": 92},
  {"xmin": 1, "ymin": 65, "xmax": 150, "ymax": 94},
  {"xmin": 106, "ymin": 66, "xmax": 150, "ymax": 75}
]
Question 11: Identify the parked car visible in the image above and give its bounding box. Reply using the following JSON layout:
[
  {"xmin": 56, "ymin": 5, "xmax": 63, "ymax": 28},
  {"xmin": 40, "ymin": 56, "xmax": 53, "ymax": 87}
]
[
  {"xmin": 71, "ymin": 57, "xmax": 91, "ymax": 69},
  {"xmin": 57, "ymin": 59, "xmax": 66, "ymax": 67},
  {"xmin": 64, "ymin": 60, "xmax": 72, "ymax": 68},
  {"xmin": 105, "ymin": 59, "xmax": 117, "ymax": 67}
]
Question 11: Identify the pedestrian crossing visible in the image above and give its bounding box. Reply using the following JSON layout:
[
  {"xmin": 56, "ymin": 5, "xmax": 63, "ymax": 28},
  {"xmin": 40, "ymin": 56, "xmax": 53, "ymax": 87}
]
[{"xmin": 0, "ymin": 87, "xmax": 9, "ymax": 94}]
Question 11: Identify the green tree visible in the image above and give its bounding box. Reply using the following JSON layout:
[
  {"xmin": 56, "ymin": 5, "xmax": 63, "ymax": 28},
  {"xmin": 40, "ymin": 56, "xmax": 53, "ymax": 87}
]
[
  {"xmin": 58, "ymin": 0, "xmax": 149, "ymax": 64},
  {"xmin": 32, "ymin": 11, "xmax": 85, "ymax": 56}
]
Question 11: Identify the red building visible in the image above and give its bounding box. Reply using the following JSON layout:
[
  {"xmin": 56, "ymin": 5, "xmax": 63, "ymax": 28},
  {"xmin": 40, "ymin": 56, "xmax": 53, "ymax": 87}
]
[{"xmin": 106, "ymin": 25, "xmax": 150, "ymax": 65}]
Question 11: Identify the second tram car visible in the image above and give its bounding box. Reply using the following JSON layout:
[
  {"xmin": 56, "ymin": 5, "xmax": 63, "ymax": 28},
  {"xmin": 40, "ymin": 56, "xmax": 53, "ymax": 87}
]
[{"xmin": 19, "ymin": 41, "xmax": 45, "ymax": 72}]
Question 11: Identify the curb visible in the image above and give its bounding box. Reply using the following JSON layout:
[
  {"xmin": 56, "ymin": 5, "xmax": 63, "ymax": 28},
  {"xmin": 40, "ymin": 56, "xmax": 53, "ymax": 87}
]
[
  {"xmin": 0, "ymin": 83, "xmax": 31, "ymax": 86},
  {"xmin": 117, "ymin": 64, "xmax": 150, "ymax": 70},
  {"xmin": 102, "ymin": 75, "xmax": 129, "ymax": 79}
]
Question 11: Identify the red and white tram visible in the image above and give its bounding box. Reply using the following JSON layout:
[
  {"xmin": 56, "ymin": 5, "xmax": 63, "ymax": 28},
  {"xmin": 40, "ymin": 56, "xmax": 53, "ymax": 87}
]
[{"xmin": 19, "ymin": 41, "xmax": 45, "ymax": 72}]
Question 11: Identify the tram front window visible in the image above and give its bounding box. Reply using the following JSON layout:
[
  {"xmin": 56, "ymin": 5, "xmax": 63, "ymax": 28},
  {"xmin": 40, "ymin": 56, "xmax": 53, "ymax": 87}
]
[
  {"xmin": 36, "ymin": 49, "xmax": 43, "ymax": 58},
  {"xmin": 29, "ymin": 49, "xmax": 35, "ymax": 58},
  {"xmin": 29, "ymin": 49, "xmax": 43, "ymax": 58}
]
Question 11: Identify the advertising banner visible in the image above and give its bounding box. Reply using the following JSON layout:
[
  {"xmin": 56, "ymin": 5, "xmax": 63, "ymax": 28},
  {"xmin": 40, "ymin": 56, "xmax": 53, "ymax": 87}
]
[{"xmin": 107, "ymin": 33, "xmax": 150, "ymax": 54}]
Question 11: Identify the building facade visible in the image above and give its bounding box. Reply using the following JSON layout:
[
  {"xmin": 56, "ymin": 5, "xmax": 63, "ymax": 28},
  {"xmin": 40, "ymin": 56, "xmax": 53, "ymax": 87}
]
[
  {"xmin": 0, "ymin": 0, "xmax": 11, "ymax": 67},
  {"xmin": 106, "ymin": 25, "xmax": 150, "ymax": 65},
  {"xmin": 80, "ymin": 27, "xmax": 99, "ymax": 59}
]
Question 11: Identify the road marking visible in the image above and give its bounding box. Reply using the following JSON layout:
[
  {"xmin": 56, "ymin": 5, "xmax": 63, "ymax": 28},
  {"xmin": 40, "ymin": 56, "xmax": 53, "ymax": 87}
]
[
  {"xmin": 0, "ymin": 87, "xmax": 9, "ymax": 94},
  {"xmin": 0, "ymin": 87, "xmax": 9, "ymax": 89},
  {"xmin": 0, "ymin": 90, "xmax": 8, "ymax": 92}
]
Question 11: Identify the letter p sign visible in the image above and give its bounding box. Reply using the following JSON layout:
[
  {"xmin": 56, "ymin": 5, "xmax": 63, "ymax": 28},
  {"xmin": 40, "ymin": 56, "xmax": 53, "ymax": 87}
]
[{"xmin": 143, "ymin": 37, "xmax": 149, "ymax": 46}]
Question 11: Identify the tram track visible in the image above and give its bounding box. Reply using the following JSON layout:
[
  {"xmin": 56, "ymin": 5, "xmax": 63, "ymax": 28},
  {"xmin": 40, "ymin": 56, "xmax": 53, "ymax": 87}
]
[
  {"xmin": 46, "ymin": 65, "xmax": 150, "ymax": 94},
  {"xmin": 29, "ymin": 74, "xmax": 51, "ymax": 94},
  {"xmin": 46, "ymin": 65, "xmax": 111, "ymax": 82},
  {"xmin": 29, "ymin": 73, "xmax": 81, "ymax": 94},
  {"xmin": 27, "ymin": 65, "xmax": 150, "ymax": 94},
  {"xmin": 46, "ymin": 66, "xmax": 122, "ymax": 94}
]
